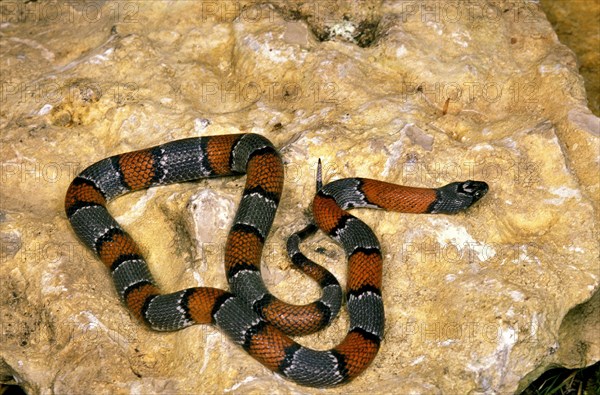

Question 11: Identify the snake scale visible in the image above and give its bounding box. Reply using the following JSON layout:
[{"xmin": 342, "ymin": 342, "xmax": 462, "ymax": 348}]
[{"xmin": 65, "ymin": 133, "xmax": 488, "ymax": 387}]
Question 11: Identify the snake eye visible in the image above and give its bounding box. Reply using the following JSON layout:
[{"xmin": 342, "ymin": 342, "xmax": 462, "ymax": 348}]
[
  {"xmin": 468, "ymin": 181, "xmax": 488, "ymax": 201},
  {"xmin": 463, "ymin": 183, "xmax": 474, "ymax": 193},
  {"xmin": 458, "ymin": 181, "xmax": 476, "ymax": 194},
  {"xmin": 458, "ymin": 181, "xmax": 489, "ymax": 201}
]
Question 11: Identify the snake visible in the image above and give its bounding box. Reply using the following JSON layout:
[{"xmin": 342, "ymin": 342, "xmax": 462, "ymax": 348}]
[{"xmin": 65, "ymin": 133, "xmax": 488, "ymax": 387}]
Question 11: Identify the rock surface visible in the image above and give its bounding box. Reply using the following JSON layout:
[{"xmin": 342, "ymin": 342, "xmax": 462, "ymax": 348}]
[
  {"xmin": 540, "ymin": 0, "xmax": 600, "ymax": 117},
  {"xmin": 1, "ymin": 1, "xmax": 598, "ymax": 394}
]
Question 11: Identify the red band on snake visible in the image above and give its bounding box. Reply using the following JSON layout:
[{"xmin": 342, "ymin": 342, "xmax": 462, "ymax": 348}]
[{"xmin": 65, "ymin": 133, "xmax": 488, "ymax": 387}]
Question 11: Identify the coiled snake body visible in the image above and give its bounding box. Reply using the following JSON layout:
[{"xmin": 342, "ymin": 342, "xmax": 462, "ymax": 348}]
[{"xmin": 65, "ymin": 133, "xmax": 488, "ymax": 387}]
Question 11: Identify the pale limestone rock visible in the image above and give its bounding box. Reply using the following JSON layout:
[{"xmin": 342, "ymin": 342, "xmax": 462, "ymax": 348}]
[{"xmin": 0, "ymin": 1, "xmax": 598, "ymax": 394}]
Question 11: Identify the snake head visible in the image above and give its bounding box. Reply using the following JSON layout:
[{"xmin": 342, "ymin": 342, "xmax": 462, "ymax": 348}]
[{"xmin": 430, "ymin": 180, "xmax": 489, "ymax": 214}]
